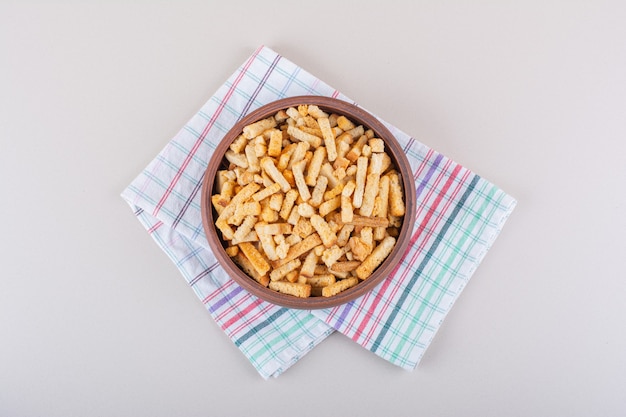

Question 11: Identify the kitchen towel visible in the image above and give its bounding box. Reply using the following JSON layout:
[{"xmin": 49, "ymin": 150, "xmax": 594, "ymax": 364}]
[{"xmin": 121, "ymin": 45, "xmax": 516, "ymax": 378}]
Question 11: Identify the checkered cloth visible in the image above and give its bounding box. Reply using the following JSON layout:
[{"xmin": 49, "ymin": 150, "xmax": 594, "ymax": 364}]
[{"xmin": 121, "ymin": 45, "xmax": 516, "ymax": 378}]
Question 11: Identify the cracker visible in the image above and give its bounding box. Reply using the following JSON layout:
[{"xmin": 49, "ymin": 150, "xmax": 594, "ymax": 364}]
[
  {"xmin": 373, "ymin": 175, "xmax": 390, "ymax": 241},
  {"xmin": 229, "ymin": 135, "xmax": 248, "ymax": 154},
  {"xmin": 310, "ymin": 215, "xmax": 338, "ymax": 248},
  {"xmin": 388, "ymin": 172, "xmax": 406, "ymax": 216},
  {"xmin": 346, "ymin": 125, "xmax": 365, "ymax": 141},
  {"xmin": 268, "ymin": 129, "xmax": 283, "ymax": 157},
  {"xmin": 216, "ymin": 182, "xmax": 260, "ymax": 223},
  {"xmin": 260, "ymin": 203, "xmax": 279, "ymax": 223},
  {"xmin": 225, "ymin": 150, "xmax": 248, "ymax": 168},
  {"xmin": 314, "ymin": 264, "xmax": 329, "ymax": 275},
  {"xmin": 232, "ymin": 215, "xmax": 258, "ymax": 242},
  {"xmin": 282, "ymin": 169, "xmax": 295, "ymax": 188},
  {"xmin": 336, "ymin": 224, "xmax": 355, "ymax": 246},
  {"xmin": 279, "ymin": 189, "xmax": 299, "ymax": 220},
  {"xmin": 254, "ymin": 136, "xmax": 267, "ymax": 157},
  {"xmin": 300, "ymin": 249, "xmax": 319, "ymax": 278},
  {"xmin": 245, "ymin": 142, "xmax": 260, "ymax": 173},
  {"xmin": 346, "ymin": 134, "xmax": 368, "ymax": 162},
  {"xmin": 272, "ymin": 233, "xmax": 322, "ymax": 268},
  {"xmin": 369, "ymin": 138, "xmax": 385, "ymax": 153},
  {"xmin": 361, "ymin": 144, "xmax": 372, "ymax": 158},
  {"xmin": 232, "ymin": 253, "xmax": 269, "ymax": 287},
  {"xmin": 305, "ymin": 146, "xmax": 327, "ymax": 186},
  {"xmin": 287, "ymin": 125, "xmax": 322, "ymax": 147},
  {"xmin": 321, "ymin": 245, "xmax": 343, "ymax": 268},
  {"xmin": 256, "ymin": 226, "xmax": 278, "ymax": 261},
  {"xmin": 349, "ymin": 236, "xmax": 371, "ymax": 262},
  {"xmin": 243, "ymin": 117, "xmax": 277, "ymax": 139},
  {"xmin": 269, "ymin": 258, "xmax": 301, "ymax": 282},
  {"xmin": 283, "ymin": 270, "xmax": 298, "ymax": 283},
  {"xmin": 323, "ymin": 182, "xmax": 344, "ymax": 201},
  {"xmin": 292, "ymin": 160, "xmax": 311, "ymax": 201},
  {"xmin": 330, "ymin": 261, "xmax": 361, "ymax": 272},
  {"xmin": 318, "ymin": 196, "xmax": 341, "ymax": 217},
  {"xmin": 238, "ymin": 242, "xmax": 270, "ymax": 276},
  {"xmin": 255, "ymin": 222, "xmax": 292, "ymax": 235},
  {"xmin": 261, "ymin": 157, "xmax": 291, "ymax": 192},
  {"xmin": 336, "ymin": 115, "xmax": 355, "ymax": 131},
  {"xmin": 355, "ymin": 236, "xmax": 396, "ymax": 279},
  {"xmin": 229, "ymin": 231, "xmax": 257, "ymax": 245},
  {"xmin": 333, "ymin": 156, "xmax": 350, "ymax": 171},
  {"xmin": 322, "ymin": 277, "xmax": 359, "ymax": 297},
  {"xmin": 269, "ymin": 192, "xmax": 284, "ymax": 211},
  {"xmin": 277, "ymin": 143, "xmax": 297, "ymax": 171},
  {"xmin": 285, "ymin": 107, "xmax": 301, "ymax": 121},
  {"xmin": 225, "ymin": 246, "xmax": 239, "ymax": 257},
  {"xmin": 288, "ymin": 141, "xmax": 310, "ymax": 168},
  {"xmin": 216, "ymin": 170, "xmax": 231, "ymax": 193},
  {"xmin": 219, "ymin": 181, "xmax": 237, "ymax": 202},
  {"xmin": 352, "ymin": 156, "xmax": 368, "ymax": 209},
  {"xmin": 293, "ymin": 218, "xmax": 314, "ymax": 238},
  {"xmin": 309, "ymin": 175, "xmax": 328, "ymax": 207},
  {"xmin": 297, "ymin": 202, "xmax": 315, "ymax": 218},
  {"xmin": 319, "ymin": 162, "xmax": 339, "ymax": 189},
  {"xmin": 298, "ymin": 104, "xmax": 309, "ymax": 117},
  {"xmin": 305, "ymin": 274, "xmax": 336, "ymax": 287},
  {"xmin": 275, "ymin": 240, "xmax": 289, "ymax": 261},
  {"xmin": 341, "ymin": 180, "xmax": 356, "ymax": 223},
  {"xmin": 307, "ymin": 105, "xmax": 328, "ymax": 119},
  {"xmin": 211, "ymin": 195, "xmax": 225, "ymax": 216},
  {"xmin": 346, "ymin": 215, "xmax": 390, "ymax": 228},
  {"xmin": 269, "ymin": 281, "xmax": 311, "ymax": 298},
  {"xmin": 274, "ymin": 109, "xmax": 289, "ymax": 122},
  {"xmin": 287, "ymin": 205, "xmax": 301, "ymax": 226},
  {"xmin": 359, "ymin": 172, "xmax": 380, "ymax": 217},
  {"xmin": 318, "ymin": 117, "xmax": 337, "ymax": 162},
  {"xmin": 285, "ymin": 233, "xmax": 302, "ymax": 246},
  {"xmin": 251, "ymin": 182, "xmax": 281, "ymax": 202},
  {"xmin": 340, "ymin": 196, "xmax": 353, "ymax": 224}
]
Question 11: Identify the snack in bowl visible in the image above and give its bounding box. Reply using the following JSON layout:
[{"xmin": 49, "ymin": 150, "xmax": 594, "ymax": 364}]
[{"xmin": 201, "ymin": 96, "xmax": 416, "ymax": 309}]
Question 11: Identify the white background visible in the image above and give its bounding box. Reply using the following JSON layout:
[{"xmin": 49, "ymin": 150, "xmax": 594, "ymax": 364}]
[{"xmin": 2, "ymin": 1, "xmax": 625, "ymax": 416}]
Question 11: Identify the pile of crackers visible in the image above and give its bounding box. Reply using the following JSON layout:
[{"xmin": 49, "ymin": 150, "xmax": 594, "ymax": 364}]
[{"xmin": 211, "ymin": 104, "xmax": 405, "ymax": 298}]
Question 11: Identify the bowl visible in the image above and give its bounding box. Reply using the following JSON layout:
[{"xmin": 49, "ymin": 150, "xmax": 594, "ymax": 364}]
[{"xmin": 200, "ymin": 96, "xmax": 416, "ymax": 309}]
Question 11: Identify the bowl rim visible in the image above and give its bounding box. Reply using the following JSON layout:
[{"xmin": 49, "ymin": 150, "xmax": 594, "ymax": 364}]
[{"xmin": 200, "ymin": 95, "xmax": 416, "ymax": 309}]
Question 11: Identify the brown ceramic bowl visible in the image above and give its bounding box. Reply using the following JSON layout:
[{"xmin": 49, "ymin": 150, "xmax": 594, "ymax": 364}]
[{"xmin": 201, "ymin": 96, "xmax": 416, "ymax": 309}]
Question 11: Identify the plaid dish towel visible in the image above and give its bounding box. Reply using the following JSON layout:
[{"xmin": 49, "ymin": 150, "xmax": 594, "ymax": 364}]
[{"xmin": 121, "ymin": 45, "xmax": 516, "ymax": 378}]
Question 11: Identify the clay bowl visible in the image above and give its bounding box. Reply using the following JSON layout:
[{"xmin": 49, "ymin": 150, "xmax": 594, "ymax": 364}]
[{"xmin": 201, "ymin": 96, "xmax": 416, "ymax": 309}]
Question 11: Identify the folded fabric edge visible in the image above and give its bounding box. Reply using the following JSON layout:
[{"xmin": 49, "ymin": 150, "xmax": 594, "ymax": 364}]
[
  {"xmin": 268, "ymin": 325, "xmax": 336, "ymax": 378},
  {"xmin": 404, "ymin": 195, "xmax": 518, "ymax": 370},
  {"xmin": 119, "ymin": 196, "xmax": 334, "ymax": 379}
]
